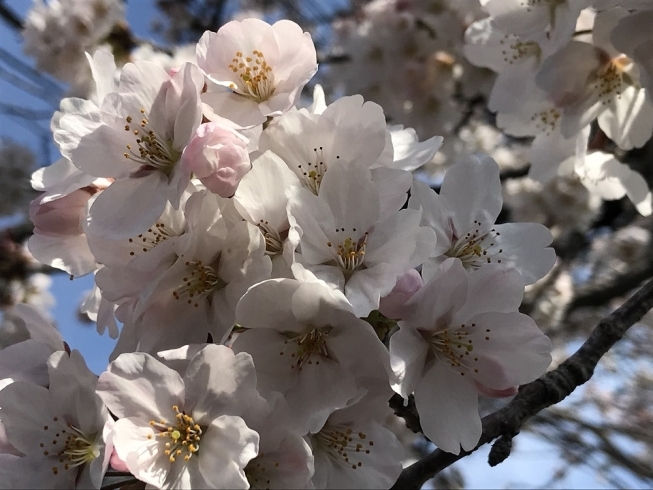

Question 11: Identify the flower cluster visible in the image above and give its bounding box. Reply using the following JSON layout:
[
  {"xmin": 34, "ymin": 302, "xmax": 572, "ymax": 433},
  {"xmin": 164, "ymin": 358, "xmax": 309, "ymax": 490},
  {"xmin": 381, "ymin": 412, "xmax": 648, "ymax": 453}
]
[
  {"xmin": 1, "ymin": 17, "xmax": 557, "ymax": 489},
  {"xmin": 465, "ymin": 0, "xmax": 653, "ymax": 214}
]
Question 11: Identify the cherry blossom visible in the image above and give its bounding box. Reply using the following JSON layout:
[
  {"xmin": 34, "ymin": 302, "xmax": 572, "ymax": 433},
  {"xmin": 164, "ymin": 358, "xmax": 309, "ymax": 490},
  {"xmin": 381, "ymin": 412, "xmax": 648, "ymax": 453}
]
[
  {"xmin": 409, "ymin": 156, "xmax": 556, "ymax": 284},
  {"xmin": 0, "ymin": 350, "xmax": 113, "ymax": 488},
  {"xmin": 197, "ymin": 19, "xmax": 318, "ymax": 126},
  {"xmin": 97, "ymin": 345, "xmax": 262, "ymax": 489},
  {"xmin": 389, "ymin": 259, "xmax": 552, "ymax": 454}
]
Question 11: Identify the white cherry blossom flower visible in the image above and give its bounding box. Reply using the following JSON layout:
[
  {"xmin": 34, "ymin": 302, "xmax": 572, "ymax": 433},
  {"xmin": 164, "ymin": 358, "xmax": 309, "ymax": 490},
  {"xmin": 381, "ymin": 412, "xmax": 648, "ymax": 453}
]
[
  {"xmin": 103, "ymin": 191, "xmax": 271, "ymax": 356},
  {"xmin": 409, "ymin": 156, "xmax": 556, "ymax": 284},
  {"xmin": 0, "ymin": 350, "xmax": 113, "ymax": 488},
  {"xmin": 484, "ymin": 0, "xmax": 590, "ymax": 51},
  {"xmin": 310, "ymin": 394, "xmax": 403, "ymax": 489},
  {"xmin": 535, "ymin": 8, "xmax": 653, "ymax": 150},
  {"xmin": 197, "ymin": 19, "xmax": 318, "ymax": 126},
  {"xmin": 288, "ymin": 162, "xmax": 435, "ymax": 317},
  {"xmin": 232, "ymin": 278, "xmax": 391, "ymax": 433},
  {"xmin": 260, "ymin": 95, "xmax": 389, "ymax": 194},
  {"xmin": 389, "ymin": 259, "xmax": 552, "ymax": 454},
  {"xmin": 97, "ymin": 345, "xmax": 261, "ymax": 489},
  {"xmin": 60, "ymin": 61, "xmax": 204, "ymax": 239}
]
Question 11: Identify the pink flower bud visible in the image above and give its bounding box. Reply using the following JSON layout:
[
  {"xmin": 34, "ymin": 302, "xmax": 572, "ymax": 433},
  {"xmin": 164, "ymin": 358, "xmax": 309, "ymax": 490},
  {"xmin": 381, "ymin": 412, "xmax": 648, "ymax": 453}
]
[
  {"xmin": 29, "ymin": 189, "xmax": 93, "ymax": 236},
  {"xmin": 181, "ymin": 122, "xmax": 251, "ymax": 197},
  {"xmin": 110, "ymin": 448, "xmax": 130, "ymax": 472},
  {"xmin": 379, "ymin": 269, "xmax": 423, "ymax": 319}
]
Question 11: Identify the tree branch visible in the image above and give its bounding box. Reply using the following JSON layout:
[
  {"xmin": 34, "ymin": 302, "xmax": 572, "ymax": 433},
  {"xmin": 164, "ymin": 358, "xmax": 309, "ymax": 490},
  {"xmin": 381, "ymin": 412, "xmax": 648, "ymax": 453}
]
[
  {"xmin": 391, "ymin": 275, "xmax": 653, "ymax": 489},
  {"xmin": 0, "ymin": 1, "xmax": 22, "ymax": 30}
]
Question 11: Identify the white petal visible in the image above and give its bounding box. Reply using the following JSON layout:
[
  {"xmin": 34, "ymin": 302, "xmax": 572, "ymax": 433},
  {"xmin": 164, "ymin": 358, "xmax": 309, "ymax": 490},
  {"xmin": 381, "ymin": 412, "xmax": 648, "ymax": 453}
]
[
  {"xmin": 198, "ymin": 415, "xmax": 259, "ymax": 489},
  {"xmin": 97, "ymin": 352, "xmax": 184, "ymax": 421},
  {"xmin": 440, "ymin": 156, "xmax": 502, "ymax": 236},
  {"xmin": 414, "ymin": 365, "xmax": 481, "ymax": 454}
]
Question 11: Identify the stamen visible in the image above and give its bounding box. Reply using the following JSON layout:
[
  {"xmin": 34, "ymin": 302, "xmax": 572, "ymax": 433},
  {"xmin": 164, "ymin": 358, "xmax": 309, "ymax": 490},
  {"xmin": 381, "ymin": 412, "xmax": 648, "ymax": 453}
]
[
  {"xmin": 123, "ymin": 110, "xmax": 180, "ymax": 175},
  {"xmin": 172, "ymin": 260, "xmax": 222, "ymax": 307},
  {"xmin": 150, "ymin": 406, "xmax": 203, "ymax": 463},
  {"xmin": 228, "ymin": 50, "xmax": 275, "ymax": 102}
]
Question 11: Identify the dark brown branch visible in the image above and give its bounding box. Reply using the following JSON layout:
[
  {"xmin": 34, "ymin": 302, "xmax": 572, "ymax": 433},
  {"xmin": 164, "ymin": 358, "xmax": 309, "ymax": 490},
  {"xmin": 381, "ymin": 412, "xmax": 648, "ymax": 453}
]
[
  {"xmin": 391, "ymin": 275, "xmax": 653, "ymax": 489},
  {"xmin": 567, "ymin": 260, "xmax": 653, "ymax": 311},
  {"xmin": 0, "ymin": 1, "xmax": 23, "ymax": 30}
]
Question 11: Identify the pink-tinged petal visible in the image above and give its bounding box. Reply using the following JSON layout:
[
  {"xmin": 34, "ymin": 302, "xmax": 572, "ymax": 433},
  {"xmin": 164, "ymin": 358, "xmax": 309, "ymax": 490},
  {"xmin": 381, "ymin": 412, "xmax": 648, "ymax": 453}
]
[
  {"xmin": 379, "ymin": 269, "xmax": 424, "ymax": 320},
  {"xmin": 389, "ymin": 325, "xmax": 429, "ymax": 398},
  {"xmin": 453, "ymin": 266, "xmax": 525, "ymax": 323},
  {"xmin": 97, "ymin": 352, "xmax": 184, "ymax": 421},
  {"xmin": 440, "ymin": 156, "xmax": 503, "ymax": 236},
  {"xmin": 474, "ymin": 381, "xmax": 518, "ymax": 398},
  {"xmin": 246, "ymin": 433, "xmax": 314, "ymax": 489},
  {"xmin": 110, "ymin": 448, "xmax": 129, "ymax": 472},
  {"xmin": 198, "ymin": 415, "xmax": 259, "ymax": 489},
  {"xmin": 322, "ymin": 95, "xmax": 387, "ymax": 169},
  {"xmin": 183, "ymin": 345, "xmax": 261, "ymax": 424},
  {"xmin": 414, "ymin": 365, "xmax": 481, "ymax": 454},
  {"xmin": 86, "ymin": 171, "xmax": 169, "ymax": 240},
  {"xmin": 468, "ymin": 311, "xmax": 552, "ymax": 388},
  {"xmin": 403, "ymin": 258, "xmax": 468, "ymax": 329},
  {"xmin": 231, "ymin": 328, "xmax": 297, "ymax": 394},
  {"xmin": 112, "ymin": 417, "xmax": 169, "ymax": 488},
  {"xmin": 535, "ymin": 41, "xmax": 602, "ymax": 109}
]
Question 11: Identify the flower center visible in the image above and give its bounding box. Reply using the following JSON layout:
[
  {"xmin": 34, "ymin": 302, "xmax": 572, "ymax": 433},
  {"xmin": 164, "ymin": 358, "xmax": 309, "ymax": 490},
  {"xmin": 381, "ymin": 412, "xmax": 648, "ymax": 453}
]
[
  {"xmin": 531, "ymin": 107, "xmax": 561, "ymax": 135},
  {"xmin": 328, "ymin": 228, "xmax": 369, "ymax": 273},
  {"xmin": 149, "ymin": 405, "xmax": 202, "ymax": 463},
  {"xmin": 446, "ymin": 221, "xmax": 502, "ymax": 269},
  {"xmin": 312, "ymin": 425, "xmax": 374, "ymax": 470},
  {"xmin": 40, "ymin": 417, "xmax": 99, "ymax": 476},
  {"xmin": 421, "ymin": 322, "xmax": 492, "ymax": 377},
  {"xmin": 500, "ymin": 35, "xmax": 541, "ymax": 65},
  {"xmin": 122, "ymin": 109, "xmax": 180, "ymax": 175},
  {"xmin": 296, "ymin": 147, "xmax": 339, "ymax": 194},
  {"xmin": 593, "ymin": 55, "xmax": 632, "ymax": 104},
  {"xmin": 258, "ymin": 220, "xmax": 284, "ymax": 256},
  {"xmin": 127, "ymin": 221, "xmax": 175, "ymax": 257},
  {"xmin": 245, "ymin": 453, "xmax": 281, "ymax": 489},
  {"xmin": 281, "ymin": 326, "xmax": 332, "ymax": 371},
  {"xmin": 172, "ymin": 260, "xmax": 223, "ymax": 307},
  {"xmin": 228, "ymin": 50, "xmax": 275, "ymax": 102}
]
